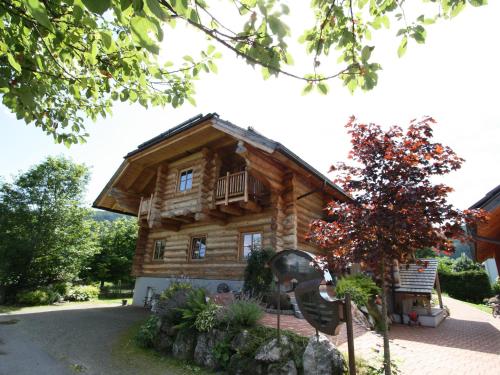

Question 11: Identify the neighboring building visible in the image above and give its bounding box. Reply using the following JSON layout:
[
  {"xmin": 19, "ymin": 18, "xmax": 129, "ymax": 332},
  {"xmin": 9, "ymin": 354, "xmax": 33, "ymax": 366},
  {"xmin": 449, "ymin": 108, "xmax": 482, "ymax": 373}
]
[
  {"xmin": 94, "ymin": 113, "xmax": 349, "ymax": 305},
  {"xmin": 470, "ymin": 185, "xmax": 500, "ymax": 281}
]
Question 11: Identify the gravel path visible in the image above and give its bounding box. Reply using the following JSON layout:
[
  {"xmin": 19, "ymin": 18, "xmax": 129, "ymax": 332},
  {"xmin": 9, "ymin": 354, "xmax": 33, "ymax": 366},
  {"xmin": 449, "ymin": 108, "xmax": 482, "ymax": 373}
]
[{"xmin": 0, "ymin": 302, "xmax": 154, "ymax": 375}]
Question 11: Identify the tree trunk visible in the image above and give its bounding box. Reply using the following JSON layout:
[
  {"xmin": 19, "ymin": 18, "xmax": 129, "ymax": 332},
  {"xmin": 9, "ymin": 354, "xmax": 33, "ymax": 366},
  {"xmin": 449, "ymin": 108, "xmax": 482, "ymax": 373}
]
[{"xmin": 380, "ymin": 260, "xmax": 392, "ymax": 375}]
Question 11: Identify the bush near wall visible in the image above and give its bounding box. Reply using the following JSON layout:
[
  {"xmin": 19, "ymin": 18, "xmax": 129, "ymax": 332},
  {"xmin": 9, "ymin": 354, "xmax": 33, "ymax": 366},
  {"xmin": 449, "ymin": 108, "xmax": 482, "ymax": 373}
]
[{"xmin": 438, "ymin": 269, "xmax": 492, "ymax": 303}]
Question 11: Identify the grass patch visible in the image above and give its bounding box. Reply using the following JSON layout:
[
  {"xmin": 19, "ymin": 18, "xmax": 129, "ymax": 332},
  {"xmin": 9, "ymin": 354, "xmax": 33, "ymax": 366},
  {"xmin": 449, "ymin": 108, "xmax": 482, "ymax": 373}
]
[
  {"xmin": 439, "ymin": 292, "xmax": 493, "ymax": 314},
  {"xmin": 112, "ymin": 320, "xmax": 214, "ymax": 375},
  {"xmin": 0, "ymin": 305, "xmax": 22, "ymax": 314},
  {"xmin": 461, "ymin": 301, "xmax": 492, "ymax": 314}
]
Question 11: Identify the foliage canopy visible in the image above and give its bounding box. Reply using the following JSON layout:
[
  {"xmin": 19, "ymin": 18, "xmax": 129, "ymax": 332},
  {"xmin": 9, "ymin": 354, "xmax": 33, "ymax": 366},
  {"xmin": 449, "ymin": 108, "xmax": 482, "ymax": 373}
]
[
  {"xmin": 82, "ymin": 217, "xmax": 138, "ymax": 285},
  {"xmin": 308, "ymin": 116, "xmax": 486, "ymax": 374},
  {"xmin": 0, "ymin": 156, "xmax": 97, "ymax": 298},
  {"xmin": 0, "ymin": 0, "xmax": 487, "ymax": 144}
]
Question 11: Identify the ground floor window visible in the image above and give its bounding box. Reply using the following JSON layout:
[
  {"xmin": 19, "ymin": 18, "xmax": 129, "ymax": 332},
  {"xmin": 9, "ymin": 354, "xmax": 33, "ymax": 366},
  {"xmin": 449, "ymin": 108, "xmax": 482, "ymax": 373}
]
[
  {"xmin": 190, "ymin": 236, "xmax": 207, "ymax": 260},
  {"xmin": 242, "ymin": 232, "xmax": 262, "ymax": 259},
  {"xmin": 153, "ymin": 239, "xmax": 166, "ymax": 260}
]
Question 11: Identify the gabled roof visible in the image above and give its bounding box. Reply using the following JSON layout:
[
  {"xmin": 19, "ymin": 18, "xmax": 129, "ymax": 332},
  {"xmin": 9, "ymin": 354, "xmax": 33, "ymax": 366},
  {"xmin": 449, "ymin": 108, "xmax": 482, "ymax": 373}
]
[
  {"xmin": 394, "ymin": 258, "xmax": 438, "ymax": 295},
  {"xmin": 122, "ymin": 113, "xmax": 347, "ymax": 195},
  {"xmin": 93, "ymin": 113, "xmax": 350, "ymax": 214},
  {"xmin": 470, "ymin": 184, "xmax": 500, "ymax": 210}
]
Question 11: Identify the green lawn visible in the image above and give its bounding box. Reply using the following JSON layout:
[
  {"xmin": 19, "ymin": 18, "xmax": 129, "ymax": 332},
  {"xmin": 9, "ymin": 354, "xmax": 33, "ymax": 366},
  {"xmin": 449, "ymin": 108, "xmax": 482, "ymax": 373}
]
[
  {"xmin": 112, "ymin": 321, "xmax": 214, "ymax": 375},
  {"xmin": 0, "ymin": 305, "xmax": 21, "ymax": 314},
  {"xmin": 0, "ymin": 298, "xmax": 133, "ymax": 314},
  {"xmin": 461, "ymin": 300, "xmax": 492, "ymax": 314}
]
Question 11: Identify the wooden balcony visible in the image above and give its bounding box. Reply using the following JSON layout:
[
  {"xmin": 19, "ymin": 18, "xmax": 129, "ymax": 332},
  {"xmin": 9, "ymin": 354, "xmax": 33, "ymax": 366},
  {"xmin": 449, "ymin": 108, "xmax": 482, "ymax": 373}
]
[{"xmin": 215, "ymin": 170, "xmax": 265, "ymax": 205}]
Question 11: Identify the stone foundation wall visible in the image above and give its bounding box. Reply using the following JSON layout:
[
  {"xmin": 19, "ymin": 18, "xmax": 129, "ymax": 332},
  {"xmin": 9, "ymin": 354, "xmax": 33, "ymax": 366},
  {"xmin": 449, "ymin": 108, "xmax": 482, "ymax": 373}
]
[{"xmin": 132, "ymin": 276, "xmax": 244, "ymax": 306}]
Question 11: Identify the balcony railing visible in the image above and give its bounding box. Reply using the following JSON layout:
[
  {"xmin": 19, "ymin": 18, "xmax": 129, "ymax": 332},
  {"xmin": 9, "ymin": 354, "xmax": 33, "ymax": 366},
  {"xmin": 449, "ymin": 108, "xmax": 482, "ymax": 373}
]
[{"xmin": 215, "ymin": 170, "xmax": 265, "ymax": 205}]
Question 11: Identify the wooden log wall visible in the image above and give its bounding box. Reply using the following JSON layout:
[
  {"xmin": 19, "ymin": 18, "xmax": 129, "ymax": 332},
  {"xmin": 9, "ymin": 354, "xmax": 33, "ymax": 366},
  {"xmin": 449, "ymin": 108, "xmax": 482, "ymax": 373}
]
[
  {"xmin": 160, "ymin": 153, "xmax": 205, "ymax": 217},
  {"xmin": 131, "ymin": 225, "xmax": 150, "ymax": 276},
  {"xmin": 294, "ymin": 177, "xmax": 327, "ymax": 253},
  {"xmin": 137, "ymin": 211, "xmax": 274, "ymax": 280}
]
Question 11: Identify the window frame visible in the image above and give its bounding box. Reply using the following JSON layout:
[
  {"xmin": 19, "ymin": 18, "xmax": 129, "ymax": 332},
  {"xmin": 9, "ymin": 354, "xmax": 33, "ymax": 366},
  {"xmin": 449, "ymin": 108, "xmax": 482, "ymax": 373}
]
[
  {"xmin": 240, "ymin": 231, "xmax": 263, "ymax": 261},
  {"xmin": 152, "ymin": 239, "xmax": 166, "ymax": 261},
  {"xmin": 189, "ymin": 235, "xmax": 207, "ymax": 261},
  {"xmin": 177, "ymin": 168, "xmax": 194, "ymax": 192}
]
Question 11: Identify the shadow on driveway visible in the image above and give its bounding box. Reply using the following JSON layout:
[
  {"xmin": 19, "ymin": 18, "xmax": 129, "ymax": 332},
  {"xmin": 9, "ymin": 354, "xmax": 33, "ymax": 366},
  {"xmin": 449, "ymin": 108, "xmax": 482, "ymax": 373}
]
[{"xmin": 0, "ymin": 304, "xmax": 150, "ymax": 375}]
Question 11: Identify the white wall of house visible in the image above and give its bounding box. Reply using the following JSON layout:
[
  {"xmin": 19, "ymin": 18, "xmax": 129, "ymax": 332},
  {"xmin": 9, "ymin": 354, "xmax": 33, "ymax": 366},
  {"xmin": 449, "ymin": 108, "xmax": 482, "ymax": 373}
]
[{"xmin": 483, "ymin": 258, "xmax": 499, "ymax": 285}]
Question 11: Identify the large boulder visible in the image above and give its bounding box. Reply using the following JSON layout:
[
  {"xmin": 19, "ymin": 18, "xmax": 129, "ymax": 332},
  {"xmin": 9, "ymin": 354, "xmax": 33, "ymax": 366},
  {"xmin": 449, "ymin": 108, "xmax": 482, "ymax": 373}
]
[
  {"xmin": 303, "ymin": 334, "xmax": 344, "ymax": 375},
  {"xmin": 194, "ymin": 329, "xmax": 227, "ymax": 369},
  {"xmin": 230, "ymin": 330, "xmax": 251, "ymax": 352},
  {"xmin": 255, "ymin": 336, "xmax": 292, "ymax": 363},
  {"xmin": 172, "ymin": 330, "xmax": 197, "ymax": 360},
  {"xmin": 153, "ymin": 332, "xmax": 174, "ymax": 354},
  {"xmin": 155, "ymin": 290, "xmax": 190, "ymax": 323},
  {"xmin": 351, "ymin": 301, "xmax": 372, "ymax": 330},
  {"xmin": 227, "ymin": 354, "xmax": 265, "ymax": 375},
  {"xmin": 267, "ymin": 360, "xmax": 298, "ymax": 375}
]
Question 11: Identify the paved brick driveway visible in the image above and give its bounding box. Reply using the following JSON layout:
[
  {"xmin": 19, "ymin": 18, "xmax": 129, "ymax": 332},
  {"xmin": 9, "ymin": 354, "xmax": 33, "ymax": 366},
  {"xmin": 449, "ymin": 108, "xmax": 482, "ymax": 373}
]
[{"xmin": 261, "ymin": 296, "xmax": 500, "ymax": 374}]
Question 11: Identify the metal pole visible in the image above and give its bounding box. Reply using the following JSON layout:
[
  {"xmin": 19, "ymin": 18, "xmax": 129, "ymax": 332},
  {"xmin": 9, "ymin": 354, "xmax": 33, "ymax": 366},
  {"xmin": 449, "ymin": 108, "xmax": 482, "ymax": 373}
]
[
  {"xmin": 277, "ymin": 280, "xmax": 281, "ymax": 345},
  {"xmin": 344, "ymin": 293, "xmax": 356, "ymax": 375}
]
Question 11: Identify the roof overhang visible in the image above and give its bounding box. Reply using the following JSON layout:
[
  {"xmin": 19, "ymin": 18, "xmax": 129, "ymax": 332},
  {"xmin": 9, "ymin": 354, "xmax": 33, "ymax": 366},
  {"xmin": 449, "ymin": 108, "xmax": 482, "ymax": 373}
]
[{"xmin": 93, "ymin": 113, "xmax": 351, "ymax": 214}]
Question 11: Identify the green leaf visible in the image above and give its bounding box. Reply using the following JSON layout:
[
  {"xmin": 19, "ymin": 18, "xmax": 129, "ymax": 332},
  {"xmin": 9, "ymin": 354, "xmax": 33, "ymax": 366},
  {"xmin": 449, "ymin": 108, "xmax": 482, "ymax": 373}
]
[
  {"xmin": 25, "ymin": 0, "xmax": 54, "ymax": 31},
  {"xmin": 145, "ymin": 0, "xmax": 168, "ymax": 21},
  {"xmin": 397, "ymin": 36, "xmax": 407, "ymax": 58},
  {"xmin": 82, "ymin": 0, "xmax": 112, "ymax": 15},
  {"xmin": 7, "ymin": 53, "xmax": 21, "ymax": 72},
  {"xmin": 468, "ymin": 0, "xmax": 487, "ymax": 6},
  {"xmin": 302, "ymin": 83, "xmax": 313, "ymax": 95},
  {"xmin": 130, "ymin": 16, "xmax": 160, "ymax": 54},
  {"xmin": 99, "ymin": 31, "xmax": 114, "ymax": 52},
  {"xmin": 361, "ymin": 46, "xmax": 374, "ymax": 62},
  {"xmin": 317, "ymin": 82, "xmax": 329, "ymax": 95},
  {"xmin": 450, "ymin": 0, "xmax": 466, "ymax": 18}
]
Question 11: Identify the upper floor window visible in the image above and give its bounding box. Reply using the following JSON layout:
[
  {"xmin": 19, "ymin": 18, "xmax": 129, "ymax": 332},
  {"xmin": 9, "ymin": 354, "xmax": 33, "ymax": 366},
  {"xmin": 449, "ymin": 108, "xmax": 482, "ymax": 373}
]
[
  {"xmin": 242, "ymin": 232, "xmax": 262, "ymax": 259},
  {"xmin": 153, "ymin": 239, "xmax": 166, "ymax": 260},
  {"xmin": 179, "ymin": 169, "xmax": 193, "ymax": 192},
  {"xmin": 190, "ymin": 236, "xmax": 207, "ymax": 260}
]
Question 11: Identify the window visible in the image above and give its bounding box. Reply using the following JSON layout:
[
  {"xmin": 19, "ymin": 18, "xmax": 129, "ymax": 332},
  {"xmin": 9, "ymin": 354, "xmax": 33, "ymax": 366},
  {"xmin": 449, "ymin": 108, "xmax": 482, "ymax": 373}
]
[
  {"xmin": 153, "ymin": 239, "xmax": 166, "ymax": 260},
  {"xmin": 242, "ymin": 232, "xmax": 262, "ymax": 259},
  {"xmin": 178, "ymin": 169, "xmax": 193, "ymax": 192},
  {"xmin": 190, "ymin": 236, "xmax": 207, "ymax": 260}
]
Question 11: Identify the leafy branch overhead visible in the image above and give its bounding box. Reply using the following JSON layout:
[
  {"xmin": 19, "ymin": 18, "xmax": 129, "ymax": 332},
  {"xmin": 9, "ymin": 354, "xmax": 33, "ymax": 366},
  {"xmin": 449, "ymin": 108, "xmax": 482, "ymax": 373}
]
[{"xmin": 0, "ymin": 0, "xmax": 488, "ymax": 144}]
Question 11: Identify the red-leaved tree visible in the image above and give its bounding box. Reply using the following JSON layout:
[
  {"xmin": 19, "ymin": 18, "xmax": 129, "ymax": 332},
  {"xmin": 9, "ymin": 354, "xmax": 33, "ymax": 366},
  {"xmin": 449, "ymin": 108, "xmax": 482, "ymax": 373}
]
[{"xmin": 308, "ymin": 116, "xmax": 486, "ymax": 374}]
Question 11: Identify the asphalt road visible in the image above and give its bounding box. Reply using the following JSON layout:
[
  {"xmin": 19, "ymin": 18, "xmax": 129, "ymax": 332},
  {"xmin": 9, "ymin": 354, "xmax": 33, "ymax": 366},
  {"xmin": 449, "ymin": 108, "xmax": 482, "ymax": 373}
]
[{"xmin": 0, "ymin": 303, "xmax": 149, "ymax": 375}]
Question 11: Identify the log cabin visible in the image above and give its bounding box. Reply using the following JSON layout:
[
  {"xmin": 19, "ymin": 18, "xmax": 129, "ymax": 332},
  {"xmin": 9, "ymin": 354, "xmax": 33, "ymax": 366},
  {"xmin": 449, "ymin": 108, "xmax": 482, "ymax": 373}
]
[
  {"xmin": 470, "ymin": 185, "xmax": 500, "ymax": 281},
  {"xmin": 93, "ymin": 113, "xmax": 350, "ymax": 305}
]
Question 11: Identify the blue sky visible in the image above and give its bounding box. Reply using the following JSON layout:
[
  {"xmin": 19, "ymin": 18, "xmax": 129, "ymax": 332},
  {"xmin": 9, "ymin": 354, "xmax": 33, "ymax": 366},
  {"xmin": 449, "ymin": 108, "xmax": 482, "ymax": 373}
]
[{"xmin": 1, "ymin": 2, "xmax": 499, "ymax": 209}]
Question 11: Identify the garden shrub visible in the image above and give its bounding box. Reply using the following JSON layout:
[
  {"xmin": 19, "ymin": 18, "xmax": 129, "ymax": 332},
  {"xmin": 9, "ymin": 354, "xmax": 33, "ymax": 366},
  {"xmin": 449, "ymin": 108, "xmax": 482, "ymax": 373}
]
[
  {"xmin": 17, "ymin": 289, "xmax": 60, "ymax": 305},
  {"xmin": 194, "ymin": 301, "xmax": 220, "ymax": 332},
  {"xmin": 243, "ymin": 248, "xmax": 275, "ymax": 296},
  {"xmin": 492, "ymin": 278, "xmax": 500, "ymax": 295},
  {"xmin": 452, "ymin": 254, "xmax": 482, "ymax": 272},
  {"xmin": 176, "ymin": 288, "xmax": 208, "ymax": 331},
  {"xmin": 336, "ymin": 274, "xmax": 380, "ymax": 307},
  {"xmin": 134, "ymin": 315, "xmax": 160, "ymax": 348},
  {"xmin": 51, "ymin": 282, "xmax": 71, "ymax": 297},
  {"xmin": 65, "ymin": 285, "xmax": 100, "ymax": 301},
  {"xmin": 437, "ymin": 256, "xmax": 454, "ymax": 273},
  {"xmin": 438, "ymin": 269, "xmax": 492, "ymax": 302},
  {"xmin": 225, "ymin": 299, "xmax": 263, "ymax": 328},
  {"xmin": 213, "ymin": 339, "xmax": 233, "ymax": 369},
  {"xmin": 160, "ymin": 281, "xmax": 193, "ymax": 301}
]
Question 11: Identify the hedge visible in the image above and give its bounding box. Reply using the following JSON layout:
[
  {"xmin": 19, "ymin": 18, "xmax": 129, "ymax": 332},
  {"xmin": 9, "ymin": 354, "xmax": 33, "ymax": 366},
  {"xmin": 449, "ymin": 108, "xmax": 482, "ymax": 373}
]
[{"xmin": 438, "ymin": 269, "xmax": 492, "ymax": 303}]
